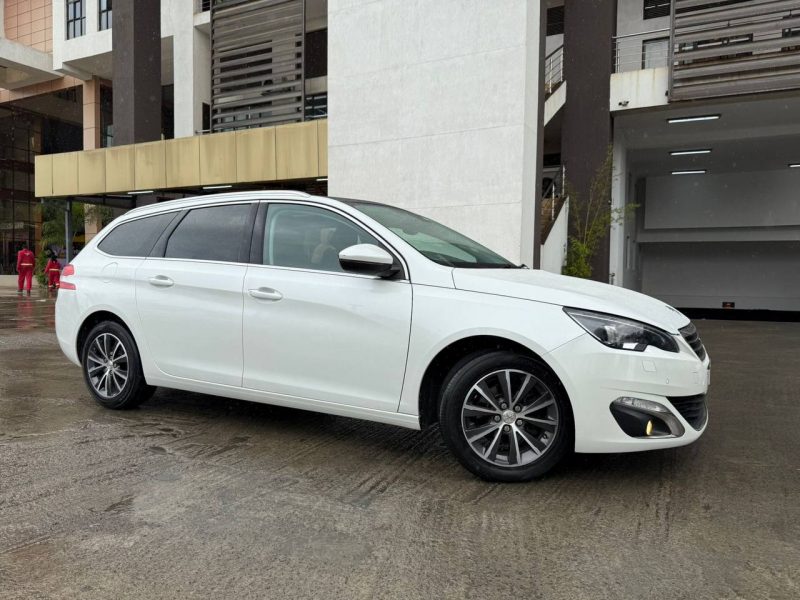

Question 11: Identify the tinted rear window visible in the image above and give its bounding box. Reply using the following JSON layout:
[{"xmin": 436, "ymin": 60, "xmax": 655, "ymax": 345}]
[
  {"xmin": 98, "ymin": 212, "xmax": 177, "ymax": 257},
  {"xmin": 165, "ymin": 204, "xmax": 251, "ymax": 262}
]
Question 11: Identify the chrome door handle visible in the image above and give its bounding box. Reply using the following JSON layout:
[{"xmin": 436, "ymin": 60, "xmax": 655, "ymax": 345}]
[
  {"xmin": 249, "ymin": 287, "xmax": 282, "ymax": 301},
  {"xmin": 148, "ymin": 275, "xmax": 174, "ymax": 288}
]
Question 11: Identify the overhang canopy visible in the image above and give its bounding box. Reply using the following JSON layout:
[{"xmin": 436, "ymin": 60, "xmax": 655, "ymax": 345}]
[
  {"xmin": 35, "ymin": 119, "xmax": 328, "ymax": 198},
  {"xmin": 0, "ymin": 38, "xmax": 63, "ymax": 90}
]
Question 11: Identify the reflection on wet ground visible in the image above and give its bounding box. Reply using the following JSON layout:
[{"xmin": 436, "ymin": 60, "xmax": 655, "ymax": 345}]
[{"xmin": 0, "ymin": 288, "xmax": 798, "ymax": 599}]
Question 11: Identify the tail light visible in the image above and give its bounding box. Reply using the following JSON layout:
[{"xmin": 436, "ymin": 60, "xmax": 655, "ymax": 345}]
[{"xmin": 60, "ymin": 264, "xmax": 76, "ymax": 290}]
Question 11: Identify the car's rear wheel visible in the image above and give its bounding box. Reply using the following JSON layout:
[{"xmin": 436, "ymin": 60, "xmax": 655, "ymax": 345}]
[
  {"xmin": 81, "ymin": 321, "xmax": 155, "ymax": 410},
  {"xmin": 438, "ymin": 351, "xmax": 572, "ymax": 482}
]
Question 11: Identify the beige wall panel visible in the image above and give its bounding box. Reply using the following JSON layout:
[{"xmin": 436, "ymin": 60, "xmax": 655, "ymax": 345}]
[
  {"xmin": 317, "ymin": 119, "xmax": 328, "ymax": 177},
  {"xmin": 78, "ymin": 149, "xmax": 106, "ymax": 194},
  {"xmin": 166, "ymin": 137, "xmax": 201, "ymax": 188},
  {"xmin": 52, "ymin": 152, "xmax": 79, "ymax": 196},
  {"xmin": 276, "ymin": 121, "xmax": 319, "ymax": 180},
  {"xmin": 236, "ymin": 127, "xmax": 277, "ymax": 183},
  {"xmin": 106, "ymin": 145, "xmax": 136, "ymax": 193},
  {"xmin": 135, "ymin": 142, "xmax": 167, "ymax": 190},
  {"xmin": 199, "ymin": 132, "xmax": 237, "ymax": 185},
  {"xmin": 34, "ymin": 154, "xmax": 53, "ymax": 197}
]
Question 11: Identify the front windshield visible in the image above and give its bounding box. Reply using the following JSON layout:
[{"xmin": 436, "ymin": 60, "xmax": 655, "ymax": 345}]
[{"xmin": 347, "ymin": 201, "xmax": 518, "ymax": 268}]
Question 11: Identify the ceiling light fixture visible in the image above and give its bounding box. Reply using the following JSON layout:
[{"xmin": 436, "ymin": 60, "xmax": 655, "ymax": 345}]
[
  {"xmin": 670, "ymin": 149, "xmax": 712, "ymax": 156},
  {"xmin": 667, "ymin": 114, "xmax": 720, "ymax": 124},
  {"xmin": 202, "ymin": 184, "xmax": 232, "ymax": 190},
  {"xmin": 789, "ymin": 163, "xmax": 800, "ymax": 169},
  {"xmin": 316, "ymin": 177, "xmax": 328, "ymax": 182},
  {"xmin": 672, "ymin": 170, "xmax": 707, "ymax": 176},
  {"xmin": 127, "ymin": 190, "xmax": 154, "ymax": 195}
]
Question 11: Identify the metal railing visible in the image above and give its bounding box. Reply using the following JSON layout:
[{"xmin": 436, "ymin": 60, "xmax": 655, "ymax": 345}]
[
  {"xmin": 613, "ymin": 28, "xmax": 671, "ymax": 73},
  {"xmin": 197, "ymin": 0, "xmax": 211, "ymax": 12},
  {"xmin": 544, "ymin": 44, "xmax": 564, "ymax": 98}
]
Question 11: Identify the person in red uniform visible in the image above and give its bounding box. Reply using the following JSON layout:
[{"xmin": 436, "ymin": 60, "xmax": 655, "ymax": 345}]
[
  {"xmin": 45, "ymin": 251, "xmax": 61, "ymax": 289},
  {"xmin": 16, "ymin": 241, "xmax": 35, "ymax": 295}
]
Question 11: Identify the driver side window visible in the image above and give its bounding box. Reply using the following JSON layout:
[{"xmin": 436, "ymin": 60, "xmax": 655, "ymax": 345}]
[{"xmin": 264, "ymin": 204, "xmax": 382, "ymax": 273}]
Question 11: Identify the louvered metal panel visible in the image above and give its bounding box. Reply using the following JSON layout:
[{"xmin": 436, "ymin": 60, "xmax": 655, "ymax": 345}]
[
  {"xmin": 211, "ymin": 0, "xmax": 305, "ymax": 132},
  {"xmin": 669, "ymin": 0, "xmax": 800, "ymax": 101}
]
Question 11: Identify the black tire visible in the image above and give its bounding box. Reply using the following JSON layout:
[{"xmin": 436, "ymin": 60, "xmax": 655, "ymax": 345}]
[
  {"xmin": 80, "ymin": 321, "xmax": 155, "ymax": 410},
  {"xmin": 438, "ymin": 351, "xmax": 573, "ymax": 482}
]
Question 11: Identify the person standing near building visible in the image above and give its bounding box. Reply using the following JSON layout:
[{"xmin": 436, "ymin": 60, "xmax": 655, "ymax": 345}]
[
  {"xmin": 45, "ymin": 251, "xmax": 61, "ymax": 290},
  {"xmin": 16, "ymin": 242, "xmax": 35, "ymax": 295}
]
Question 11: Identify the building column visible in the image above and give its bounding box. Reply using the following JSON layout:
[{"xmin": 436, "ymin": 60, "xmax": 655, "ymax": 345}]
[
  {"xmin": 173, "ymin": 1, "xmax": 211, "ymax": 138},
  {"xmin": 112, "ymin": 0, "xmax": 162, "ymax": 145},
  {"xmin": 562, "ymin": 0, "xmax": 617, "ymax": 282},
  {"xmin": 83, "ymin": 77, "xmax": 103, "ymax": 242},
  {"xmin": 608, "ymin": 134, "xmax": 627, "ymax": 287}
]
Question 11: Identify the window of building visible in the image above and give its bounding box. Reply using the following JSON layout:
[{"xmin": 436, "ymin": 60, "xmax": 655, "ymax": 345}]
[
  {"xmin": 66, "ymin": 0, "xmax": 86, "ymax": 39},
  {"xmin": 263, "ymin": 204, "xmax": 381, "ymax": 273},
  {"xmin": 305, "ymin": 28, "xmax": 327, "ymax": 79},
  {"xmin": 642, "ymin": 37, "xmax": 670, "ymax": 69},
  {"xmin": 643, "ymin": 0, "xmax": 670, "ymax": 20},
  {"xmin": 165, "ymin": 204, "xmax": 251, "ymax": 263},
  {"xmin": 546, "ymin": 6, "xmax": 565, "ymax": 37},
  {"xmin": 99, "ymin": 0, "xmax": 112, "ymax": 31},
  {"xmin": 100, "ymin": 86, "xmax": 113, "ymax": 148},
  {"xmin": 98, "ymin": 213, "xmax": 177, "ymax": 257}
]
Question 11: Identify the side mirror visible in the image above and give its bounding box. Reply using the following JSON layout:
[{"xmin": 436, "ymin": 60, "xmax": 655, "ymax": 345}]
[{"xmin": 339, "ymin": 244, "xmax": 400, "ymax": 278}]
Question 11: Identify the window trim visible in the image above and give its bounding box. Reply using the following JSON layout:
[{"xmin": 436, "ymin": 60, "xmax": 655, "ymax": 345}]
[{"xmin": 250, "ymin": 200, "xmax": 409, "ymax": 281}]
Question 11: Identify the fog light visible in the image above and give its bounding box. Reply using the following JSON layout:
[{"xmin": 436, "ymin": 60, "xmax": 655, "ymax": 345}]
[{"xmin": 610, "ymin": 397, "xmax": 685, "ymax": 439}]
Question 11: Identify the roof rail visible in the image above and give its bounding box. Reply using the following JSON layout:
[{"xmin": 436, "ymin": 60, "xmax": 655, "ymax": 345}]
[{"xmin": 123, "ymin": 190, "xmax": 314, "ymax": 217}]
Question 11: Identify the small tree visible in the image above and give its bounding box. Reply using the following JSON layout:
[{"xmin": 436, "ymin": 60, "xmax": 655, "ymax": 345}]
[
  {"xmin": 35, "ymin": 201, "xmax": 85, "ymax": 286},
  {"xmin": 563, "ymin": 146, "xmax": 636, "ymax": 279}
]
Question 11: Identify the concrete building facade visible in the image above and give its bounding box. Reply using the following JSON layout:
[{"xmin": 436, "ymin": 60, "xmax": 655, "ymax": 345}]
[{"xmin": 1, "ymin": 0, "xmax": 798, "ymax": 313}]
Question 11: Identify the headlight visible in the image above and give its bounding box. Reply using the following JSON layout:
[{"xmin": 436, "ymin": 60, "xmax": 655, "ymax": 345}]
[{"xmin": 564, "ymin": 308, "xmax": 679, "ymax": 353}]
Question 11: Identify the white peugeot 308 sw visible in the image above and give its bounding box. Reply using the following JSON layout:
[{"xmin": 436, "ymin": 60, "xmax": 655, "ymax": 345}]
[{"xmin": 56, "ymin": 191, "xmax": 709, "ymax": 481}]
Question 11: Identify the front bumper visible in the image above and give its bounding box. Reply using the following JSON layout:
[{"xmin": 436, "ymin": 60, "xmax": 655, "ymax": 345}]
[{"xmin": 546, "ymin": 332, "xmax": 710, "ymax": 453}]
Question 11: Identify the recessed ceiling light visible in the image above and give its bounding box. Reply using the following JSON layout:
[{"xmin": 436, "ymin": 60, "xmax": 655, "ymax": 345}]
[
  {"xmin": 667, "ymin": 115, "xmax": 720, "ymax": 124},
  {"xmin": 789, "ymin": 163, "xmax": 800, "ymax": 168},
  {"xmin": 670, "ymin": 149, "xmax": 712, "ymax": 156},
  {"xmin": 127, "ymin": 190, "xmax": 154, "ymax": 195},
  {"xmin": 316, "ymin": 177, "xmax": 328, "ymax": 182},
  {"xmin": 202, "ymin": 184, "xmax": 232, "ymax": 190},
  {"xmin": 672, "ymin": 170, "xmax": 707, "ymax": 175}
]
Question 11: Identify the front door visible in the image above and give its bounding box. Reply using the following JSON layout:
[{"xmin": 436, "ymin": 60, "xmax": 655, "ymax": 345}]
[{"xmin": 242, "ymin": 203, "xmax": 412, "ymax": 412}]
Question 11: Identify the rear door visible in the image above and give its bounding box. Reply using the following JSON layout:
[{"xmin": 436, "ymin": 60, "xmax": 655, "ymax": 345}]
[{"xmin": 134, "ymin": 202, "xmax": 255, "ymax": 387}]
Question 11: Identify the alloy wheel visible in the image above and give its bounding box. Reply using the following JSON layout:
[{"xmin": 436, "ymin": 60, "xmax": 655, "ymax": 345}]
[
  {"xmin": 461, "ymin": 369, "xmax": 560, "ymax": 467},
  {"xmin": 86, "ymin": 333, "xmax": 129, "ymax": 399}
]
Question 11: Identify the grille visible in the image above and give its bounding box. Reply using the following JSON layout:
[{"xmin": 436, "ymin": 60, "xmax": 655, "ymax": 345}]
[
  {"xmin": 668, "ymin": 394, "xmax": 708, "ymax": 430},
  {"xmin": 679, "ymin": 322, "xmax": 707, "ymax": 361}
]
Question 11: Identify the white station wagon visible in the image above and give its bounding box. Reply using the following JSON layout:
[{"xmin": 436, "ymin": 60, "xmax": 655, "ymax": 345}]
[{"xmin": 56, "ymin": 191, "xmax": 709, "ymax": 481}]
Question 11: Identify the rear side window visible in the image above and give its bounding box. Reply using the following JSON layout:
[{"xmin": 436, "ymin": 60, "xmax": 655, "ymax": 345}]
[
  {"xmin": 97, "ymin": 212, "xmax": 177, "ymax": 257},
  {"xmin": 165, "ymin": 204, "xmax": 250, "ymax": 262}
]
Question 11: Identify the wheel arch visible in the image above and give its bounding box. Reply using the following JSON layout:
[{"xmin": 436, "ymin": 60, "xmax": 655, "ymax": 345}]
[
  {"xmin": 417, "ymin": 334, "xmax": 571, "ymax": 429},
  {"xmin": 76, "ymin": 310, "xmax": 138, "ymax": 365}
]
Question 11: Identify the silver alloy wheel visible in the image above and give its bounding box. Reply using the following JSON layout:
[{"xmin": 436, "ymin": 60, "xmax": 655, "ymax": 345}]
[
  {"xmin": 461, "ymin": 369, "xmax": 559, "ymax": 467},
  {"xmin": 86, "ymin": 333, "xmax": 129, "ymax": 399}
]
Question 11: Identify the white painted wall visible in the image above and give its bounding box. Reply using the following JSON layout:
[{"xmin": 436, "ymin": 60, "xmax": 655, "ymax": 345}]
[
  {"xmin": 645, "ymin": 170, "xmax": 800, "ymax": 229},
  {"xmin": 610, "ymin": 67, "xmax": 668, "ymax": 111},
  {"xmin": 540, "ymin": 200, "xmax": 568, "ymax": 274},
  {"xmin": 327, "ymin": 0, "xmax": 544, "ymax": 265}
]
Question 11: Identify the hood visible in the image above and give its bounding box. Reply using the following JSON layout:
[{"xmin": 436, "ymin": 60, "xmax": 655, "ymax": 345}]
[{"xmin": 452, "ymin": 268, "xmax": 690, "ymax": 333}]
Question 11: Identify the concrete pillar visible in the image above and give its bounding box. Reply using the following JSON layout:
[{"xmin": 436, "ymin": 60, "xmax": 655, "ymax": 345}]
[
  {"xmin": 609, "ymin": 134, "xmax": 626, "ymax": 287},
  {"xmin": 328, "ymin": 0, "xmax": 546, "ymax": 266},
  {"xmin": 173, "ymin": 1, "xmax": 211, "ymax": 138},
  {"xmin": 562, "ymin": 0, "xmax": 616, "ymax": 282},
  {"xmin": 83, "ymin": 77, "xmax": 103, "ymax": 242},
  {"xmin": 112, "ymin": 0, "xmax": 162, "ymax": 145}
]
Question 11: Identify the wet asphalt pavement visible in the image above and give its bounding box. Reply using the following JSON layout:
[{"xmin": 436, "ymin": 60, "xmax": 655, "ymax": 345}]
[{"xmin": 0, "ymin": 287, "xmax": 798, "ymax": 599}]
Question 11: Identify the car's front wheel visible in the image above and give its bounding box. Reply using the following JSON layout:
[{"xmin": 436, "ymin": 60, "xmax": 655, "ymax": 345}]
[
  {"xmin": 81, "ymin": 321, "xmax": 155, "ymax": 410},
  {"xmin": 438, "ymin": 351, "xmax": 573, "ymax": 482}
]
